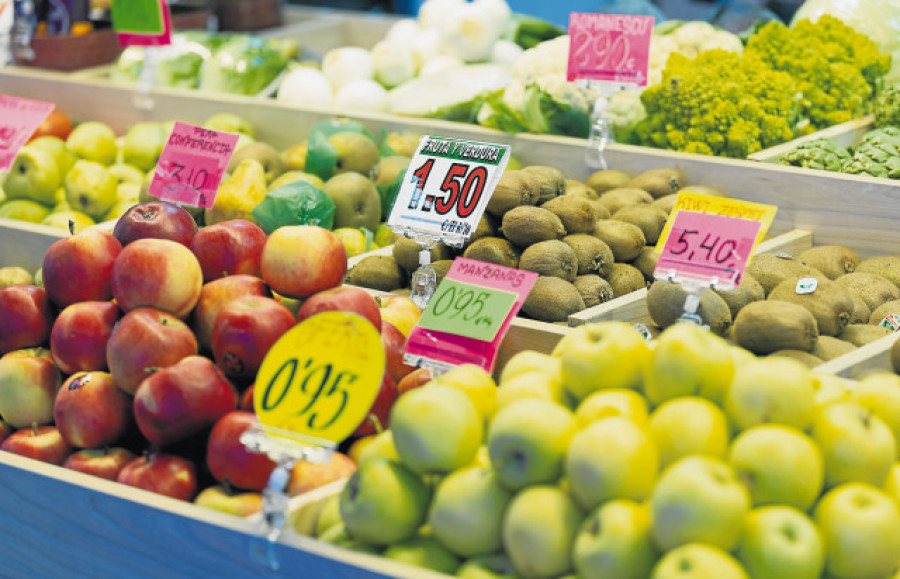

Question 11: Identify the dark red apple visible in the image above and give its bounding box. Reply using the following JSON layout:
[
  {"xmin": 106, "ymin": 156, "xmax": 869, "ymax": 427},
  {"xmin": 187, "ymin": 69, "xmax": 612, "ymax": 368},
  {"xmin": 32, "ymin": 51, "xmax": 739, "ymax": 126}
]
[
  {"xmin": 133, "ymin": 355, "xmax": 237, "ymax": 447},
  {"xmin": 296, "ymin": 285, "xmax": 381, "ymax": 331},
  {"xmin": 191, "ymin": 275, "xmax": 271, "ymax": 353},
  {"xmin": 112, "ymin": 201, "xmax": 198, "ymax": 247},
  {"xmin": 351, "ymin": 373, "xmax": 398, "ymax": 438},
  {"xmin": 54, "ymin": 371, "xmax": 132, "ymax": 448},
  {"xmin": 190, "ymin": 219, "xmax": 267, "ymax": 282},
  {"xmin": 211, "ymin": 295, "xmax": 296, "ymax": 381},
  {"xmin": 1, "ymin": 425, "xmax": 72, "ymax": 465},
  {"xmin": 239, "ymin": 384, "xmax": 255, "ymax": 412},
  {"xmin": 381, "ymin": 320, "xmax": 416, "ymax": 383},
  {"xmin": 0, "ymin": 285, "xmax": 55, "ymax": 355},
  {"xmin": 42, "ymin": 229, "xmax": 122, "ymax": 309},
  {"xmin": 50, "ymin": 300, "xmax": 120, "ymax": 374},
  {"xmin": 116, "ymin": 452, "xmax": 198, "ymax": 501},
  {"xmin": 63, "ymin": 447, "xmax": 137, "ymax": 481},
  {"xmin": 206, "ymin": 410, "xmax": 277, "ymax": 491}
]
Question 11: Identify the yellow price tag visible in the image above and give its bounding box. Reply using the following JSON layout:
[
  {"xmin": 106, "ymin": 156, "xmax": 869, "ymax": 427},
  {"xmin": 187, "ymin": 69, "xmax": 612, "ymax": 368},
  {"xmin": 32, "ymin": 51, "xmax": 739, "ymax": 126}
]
[
  {"xmin": 254, "ymin": 311, "xmax": 385, "ymax": 444},
  {"xmin": 656, "ymin": 192, "xmax": 777, "ymax": 252}
]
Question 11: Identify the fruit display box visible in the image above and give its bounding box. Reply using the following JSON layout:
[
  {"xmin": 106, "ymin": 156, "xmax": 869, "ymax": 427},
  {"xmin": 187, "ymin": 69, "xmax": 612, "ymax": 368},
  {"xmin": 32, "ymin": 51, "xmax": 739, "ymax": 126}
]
[{"xmin": 747, "ymin": 115, "xmax": 875, "ymax": 164}]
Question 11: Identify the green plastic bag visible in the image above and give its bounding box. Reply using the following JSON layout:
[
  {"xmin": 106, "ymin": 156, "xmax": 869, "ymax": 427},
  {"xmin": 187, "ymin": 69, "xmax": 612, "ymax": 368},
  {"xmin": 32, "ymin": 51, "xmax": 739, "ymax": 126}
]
[
  {"xmin": 304, "ymin": 118, "xmax": 378, "ymax": 180},
  {"xmin": 251, "ymin": 181, "xmax": 335, "ymax": 234}
]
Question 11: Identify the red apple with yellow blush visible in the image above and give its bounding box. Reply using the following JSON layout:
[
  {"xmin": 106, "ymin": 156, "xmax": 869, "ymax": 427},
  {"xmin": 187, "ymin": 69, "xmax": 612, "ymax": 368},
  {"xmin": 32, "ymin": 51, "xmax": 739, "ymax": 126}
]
[
  {"xmin": 50, "ymin": 300, "xmax": 120, "ymax": 374},
  {"xmin": 190, "ymin": 219, "xmax": 267, "ymax": 282}
]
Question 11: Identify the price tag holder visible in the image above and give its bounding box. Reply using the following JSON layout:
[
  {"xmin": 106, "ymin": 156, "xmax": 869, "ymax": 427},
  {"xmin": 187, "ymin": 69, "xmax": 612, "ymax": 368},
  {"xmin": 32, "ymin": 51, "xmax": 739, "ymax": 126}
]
[
  {"xmin": 403, "ymin": 258, "xmax": 538, "ymax": 374},
  {"xmin": 110, "ymin": 0, "xmax": 172, "ymax": 47},
  {"xmin": 147, "ymin": 121, "xmax": 239, "ymax": 209},
  {"xmin": 0, "ymin": 95, "xmax": 54, "ymax": 172},
  {"xmin": 657, "ymin": 192, "xmax": 778, "ymax": 249},
  {"xmin": 567, "ymin": 13, "xmax": 654, "ymax": 86}
]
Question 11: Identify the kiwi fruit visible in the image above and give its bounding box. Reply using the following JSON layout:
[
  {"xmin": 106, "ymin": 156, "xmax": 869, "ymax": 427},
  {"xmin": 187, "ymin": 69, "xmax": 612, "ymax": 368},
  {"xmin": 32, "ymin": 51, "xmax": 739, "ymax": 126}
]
[
  {"xmin": 651, "ymin": 194, "xmax": 678, "ymax": 215},
  {"xmin": 519, "ymin": 240, "xmax": 578, "ymax": 282},
  {"xmin": 631, "ymin": 246, "xmax": 659, "ymax": 283},
  {"xmin": 892, "ymin": 337, "xmax": 900, "ymax": 374},
  {"xmin": 769, "ymin": 349, "xmax": 825, "ymax": 368},
  {"xmin": 679, "ymin": 184, "xmax": 726, "ymax": 197},
  {"xmin": 849, "ymin": 294, "xmax": 872, "ymax": 324},
  {"xmin": 486, "ymin": 170, "xmax": 540, "ymax": 217},
  {"xmin": 521, "ymin": 276, "xmax": 585, "ymax": 322},
  {"xmin": 392, "ymin": 236, "xmax": 451, "ymax": 272},
  {"xmin": 838, "ymin": 324, "xmax": 893, "ymax": 347},
  {"xmin": 573, "ymin": 274, "xmax": 615, "ymax": 308},
  {"xmin": 523, "ymin": 165, "xmax": 566, "ymax": 204},
  {"xmin": 732, "ymin": 300, "xmax": 819, "ymax": 354},
  {"xmin": 585, "ymin": 169, "xmax": 631, "ymax": 195},
  {"xmin": 869, "ymin": 299, "xmax": 900, "ymax": 325},
  {"xmin": 563, "ymin": 234, "xmax": 615, "ymax": 277},
  {"xmin": 856, "ymin": 256, "xmax": 900, "ymax": 289},
  {"xmin": 593, "ymin": 219, "xmax": 646, "ymax": 262},
  {"xmin": 346, "ymin": 255, "xmax": 408, "ymax": 292},
  {"xmin": 430, "ymin": 259, "xmax": 454, "ymax": 286},
  {"xmin": 629, "ymin": 167, "xmax": 683, "ymax": 199},
  {"xmin": 746, "ymin": 253, "xmax": 823, "ymax": 296},
  {"xmin": 767, "ymin": 275, "xmax": 854, "ymax": 336},
  {"xmin": 463, "ymin": 237, "xmax": 520, "ymax": 268},
  {"xmin": 835, "ymin": 272, "xmax": 900, "ymax": 311},
  {"xmin": 797, "ymin": 245, "xmax": 860, "ymax": 280},
  {"xmin": 606, "ymin": 263, "xmax": 647, "ymax": 297},
  {"xmin": 611, "ymin": 205, "xmax": 668, "ymax": 245},
  {"xmin": 541, "ymin": 196, "xmax": 597, "ymax": 234},
  {"xmin": 501, "ymin": 206, "xmax": 566, "ymax": 247},
  {"xmin": 645, "ymin": 280, "xmax": 732, "ymax": 336},
  {"xmin": 566, "ymin": 179, "xmax": 600, "ymax": 200},
  {"xmin": 812, "ymin": 335, "xmax": 857, "ymax": 361},
  {"xmin": 468, "ymin": 213, "xmax": 497, "ymax": 245},
  {"xmin": 714, "ymin": 272, "xmax": 765, "ymax": 318},
  {"xmin": 597, "ymin": 187, "xmax": 653, "ymax": 215}
]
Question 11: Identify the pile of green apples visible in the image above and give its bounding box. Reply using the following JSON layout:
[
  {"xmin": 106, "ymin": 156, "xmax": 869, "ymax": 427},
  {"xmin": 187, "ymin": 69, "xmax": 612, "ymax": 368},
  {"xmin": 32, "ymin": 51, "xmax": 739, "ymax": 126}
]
[{"xmin": 305, "ymin": 321, "xmax": 900, "ymax": 578}]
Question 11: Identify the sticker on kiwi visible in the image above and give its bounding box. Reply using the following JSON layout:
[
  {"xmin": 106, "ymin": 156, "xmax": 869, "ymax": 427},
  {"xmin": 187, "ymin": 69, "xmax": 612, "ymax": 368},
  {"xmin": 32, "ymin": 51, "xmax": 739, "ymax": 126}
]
[
  {"xmin": 795, "ymin": 277, "xmax": 818, "ymax": 294},
  {"xmin": 878, "ymin": 313, "xmax": 900, "ymax": 332}
]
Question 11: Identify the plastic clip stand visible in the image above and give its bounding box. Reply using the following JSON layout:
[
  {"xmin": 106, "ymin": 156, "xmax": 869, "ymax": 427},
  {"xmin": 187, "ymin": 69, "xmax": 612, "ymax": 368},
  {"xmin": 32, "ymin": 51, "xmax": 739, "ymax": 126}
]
[{"xmin": 132, "ymin": 46, "xmax": 159, "ymax": 111}]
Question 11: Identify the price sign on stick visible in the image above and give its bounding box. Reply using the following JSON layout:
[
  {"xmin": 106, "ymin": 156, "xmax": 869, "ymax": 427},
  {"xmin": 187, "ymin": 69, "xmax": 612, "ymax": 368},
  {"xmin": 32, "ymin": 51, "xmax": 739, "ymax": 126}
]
[
  {"xmin": 0, "ymin": 95, "xmax": 54, "ymax": 172},
  {"xmin": 567, "ymin": 13, "xmax": 654, "ymax": 86},
  {"xmin": 147, "ymin": 121, "xmax": 239, "ymax": 209},
  {"xmin": 110, "ymin": 0, "xmax": 172, "ymax": 46},
  {"xmin": 656, "ymin": 192, "xmax": 778, "ymax": 249}
]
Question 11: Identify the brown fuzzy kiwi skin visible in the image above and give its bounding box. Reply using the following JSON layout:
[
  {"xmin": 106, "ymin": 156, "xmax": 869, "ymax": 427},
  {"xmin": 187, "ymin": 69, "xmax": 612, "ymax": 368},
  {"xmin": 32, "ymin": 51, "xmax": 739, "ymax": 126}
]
[
  {"xmin": 463, "ymin": 237, "xmax": 521, "ymax": 268},
  {"xmin": 430, "ymin": 259, "xmax": 454, "ymax": 286},
  {"xmin": 645, "ymin": 280, "xmax": 732, "ymax": 336},
  {"xmin": 797, "ymin": 245, "xmax": 860, "ymax": 280},
  {"xmin": 869, "ymin": 299, "xmax": 900, "ymax": 325},
  {"xmin": 485, "ymin": 169, "xmax": 540, "ymax": 217},
  {"xmin": 521, "ymin": 276, "xmax": 585, "ymax": 322},
  {"xmin": 468, "ymin": 213, "xmax": 497, "ymax": 245},
  {"xmin": 838, "ymin": 323, "xmax": 893, "ymax": 347},
  {"xmin": 631, "ymin": 247, "xmax": 659, "ymax": 283},
  {"xmin": 606, "ymin": 263, "xmax": 647, "ymax": 297},
  {"xmin": 573, "ymin": 274, "xmax": 615, "ymax": 308},
  {"xmin": 593, "ymin": 219, "xmax": 646, "ymax": 262},
  {"xmin": 523, "ymin": 165, "xmax": 567, "ymax": 204},
  {"xmin": 629, "ymin": 167, "xmax": 684, "ymax": 199},
  {"xmin": 563, "ymin": 234, "xmax": 615, "ymax": 277},
  {"xmin": 849, "ymin": 294, "xmax": 872, "ymax": 324},
  {"xmin": 732, "ymin": 300, "xmax": 819, "ymax": 355},
  {"xmin": 346, "ymin": 255, "xmax": 409, "ymax": 292},
  {"xmin": 714, "ymin": 272, "xmax": 765, "ymax": 319},
  {"xmin": 834, "ymin": 272, "xmax": 900, "ymax": 312},
  {"xmin": 767, "ymin": 275, "xmax": 854, "ymax": 337},
  {"xmin": 611, "ymin": 205, "xmax": 668, "ymax": 245},
  {"xmin": 769, "ymin": 349, "xmax": 825, "ymax": 368},
  {"xmin": 585, "ymin": 169, "xmax": 632, "ymax": 195},
  {"xmin": 597, "ymin": 187, "xmax": 653, "ymax": 215},
  {"xmin": 566, "ymin": 179, "xmax": 600, "ymax": 200},
  {"xmin": 541, "ymin": 196, "xmax": 598, "ymax": 235},
  {"xmin": 856, "ymin": 256, "xmax": 900, "ymax": 289},
  {"xmin": 812, "ymin": 335, "xmax": 857, "ymax": 361},
  {"xmin": 746, "ymin": 253, "xmax": 824, "ymax": 296},
  {"xmin": 392, "ymin": 236, "xmax": 451, "ymax": 272},
  {"xmin": 651, "ymin": 194, "xmax": 678, "ymax": 215},
  {"xmin": 500, "ymin": 206, "xmax": 566, "ymax": 247},
  {"xmin": 892, "ymin": 338, "xmax": 900, "ymax": 374},
  {"xmin": 519, "ymin": 240, "xmax": 579, "ymax": 282}
]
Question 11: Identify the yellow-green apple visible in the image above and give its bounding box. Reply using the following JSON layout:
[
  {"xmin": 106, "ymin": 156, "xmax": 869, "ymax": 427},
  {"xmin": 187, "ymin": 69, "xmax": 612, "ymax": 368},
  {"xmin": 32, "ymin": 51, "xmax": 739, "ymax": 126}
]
[
  {"xmin": 211, "ymin": 295, "xmax": 296, "ymax": 382},
  {"xmin": 381, "ymin": 320, "xmax": 416, "ymax": 383},
  {"xmin": 339, "ymin": 456, "xmax": 432, "ymax": 546},
  {"xmin": 649, "ymin": 397, "xmax": 729, "ymax": 468},
  {"xmin": 0, "ymin": 348, "xmax": 62, "ymax": 428},
  {"xmin": 811, "ymin": 401, "xmax": 895, "ymax": 488},
  {"xmin": 737, "ymin": 505, "xmax": 824, "ymax": 579},
  {"xmin": 351, "ymin": 429, "xmax": 400, "ymax": 466},
  {"xmin": 812, "ymin": 371, "xmax": 850, "ymax": 413},
  {"xmin": 650, "ymin": 455, "xmax": 751, "ymax": 552},
  {"xmin": 63, "ymin": 447, "xmax": 137, "ymax": 481},
  {"xmin": 644, "ymin": 322, "xmax": 735, "ymax": 406},
  {"xmin": 289, "ymin": 491, "xmax": 335, "ymax": 537},
  {"xmin": 2, "ymin": 145, "xmax": 60, "ymax": 206},
  {"xmin": 382, "ymin": 534, "xmax": 461, "ymax": 575},
  {"xmin": 397, "ymin": 366, "xmax": 432, "ymax": 396},
  {"xmin": 317, "ymin": 523, "xmax": 381, "ymax": 554},
  {"xmin": 28, "ymin": 108, "xmax": 73, "ymax": 142},
  {"xmin": 193, "ymin": 485, "xmax": 263, "ymax": 517},
  {"xmin": 575, "ymin": 388, "xmax": 650, "ymax": 429},
  {"xmin": 432, "ymin": 364, "xmax": 499, "ymax": 426},
  {"xmin": 112, "ymin": 201, "xmax": 198, "ymax": 247},
  {"xmin": 314, "ymin": 493, "xmax": 342, "ymax": 538},
  {"xmin": 552, "ymin": 321, "xmax": 650, "ymax": 400},
  {"xmin": 351, "ymin": 373, "xmax": 398, "ymax": 437},
  {"xmin": 41, "ymin": 210, "xmax": 94, "ymax": 232},
  {"xmin": 886, "ymin": 463, "xmax": 900, "ymax": 504},
  {"xmin": 42, "ymin": 228, "xmax": 122, "ymax": 309},
  {"xmin": 259, "ymin": 225, "xmax": 347, "ymax": 299},
  {"xmin": 0, "ymin": 425, "xmax": 71, "ymax": 465},
  {"xmin": 566, "ymin": 416, "xmax": 659, "ymax": 510},
  {"xmin": 297, "ymin": 285, "xmax": 382, "ymax": 331},
  {"xmin": 501, "ymin": 485, "xmax": 582, "ymax": 578},
  {"xmin": 206, "ymin": 410, "xmax": 276, "ymax": 491},
  {"xmin": 110, "ymin": 238, "xmax": 203, "ymax": 319},
  {"xmin": 495, "ymin": 370, "xmax": 571, "ymax": 411},
  {"xmin": 455, "ymin": 553, "xmax": 518, "ymax": 579},
  {"xmin": 850, "ymin": 372, "xmax": 900, "ymax": 458},
  {"xmin": 286, "ymin": 451, "xmax": 356, "ymax": 497},
  {"xmin": 107, "ymin": 162, "xmax": 144, "ymax": 185},
  {"xmin": 65, "ymin": 120, "xmax": 117, "ymax": 165},
  {"xmin": 428, "ymin": 465, "xmax": 513, "ymax": 557},
  {"xmin": 724, "ymin": 357, "xmax": 816, "ymax": 432},
  {"xmin": 651, "ymin": 543, "xmax": 748, "ymax": 579},
  {"xmin": 728, "ymin": 424, "xmax": 823, "ymax": 510},
  {"xmin": 116, "ymin": 452, "xmax": 198, "ymax": 501},
  {"xmin": 191, "ymin": 275, "xmax": 270, "ymax": 353},
  {"xmin": 133, "ymin": 355, "xmax": 238, "ymax": 447},
  {"xmin": 54, "ymin": 371, "xmax": 132, "ymax": 448},
  {"xmin": 572, "ymin": 499, "xmax": 658, "ymax": 579},
  {"xmin": 814, "ymin": 482, "xmax": 900, "ymax": 578},
  {"xmin": 0, "ymin": 285, "xmax": 55, "ymax": 355},
  {"xmin": 376, "ymin": 293, "xmax": 421, "ymax": 337},
  {"xmin": 0, "ymin": 266, "xmax": 33, "ymax": 287},
  {"xmin": 121, "ymin": 121, "xmax": 168, "ymax": 172},
  {"xmin": 0, "ymin": 199, "xmax": 50, "ymax": 223},
  {"xmin": 486, "ymin": 398, "xmax": 576, "ymax": 490},
  {"xmin": 64, "ymin": 159, "xmax": 118, "ymax": 219},
  {"xmin": 28, "ymin": 135, "xmax": 77, "ymax": 178},
  {"xmin": 49, "ymin": 300, "xmax": 120, "ymax": 374},
  {"xmin": 106, "ymin": 307, "xmax": 198, "ymax": 395},
  {"xmin": 499, "ymin": 351, "xmax": 561, "ymax": 384},
  {"xmin": 203, "ymin": 112, "xmax": 254, "ymax": 139},
  {"xmin": 389, "ymin": 383, "xmax": 483, "ymax": 474},
  {"xmin": 189, "ymin": 219, "xmax": 267, "ymax": 282}
]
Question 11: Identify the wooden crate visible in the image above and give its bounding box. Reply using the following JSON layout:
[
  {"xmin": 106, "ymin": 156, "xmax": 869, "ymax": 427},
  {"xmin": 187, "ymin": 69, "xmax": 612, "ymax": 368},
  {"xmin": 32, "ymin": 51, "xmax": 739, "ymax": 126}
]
[
  {"xmin": 0, "ymin": 218, "xmax": 66, "ymax": 274},
  {"xmin": 748, "ymin": 116, "xmax": 875, "ymax": 164},
  {"xmin": 816, "ymin": 332, "xmax": 900, "ymax": 379}
]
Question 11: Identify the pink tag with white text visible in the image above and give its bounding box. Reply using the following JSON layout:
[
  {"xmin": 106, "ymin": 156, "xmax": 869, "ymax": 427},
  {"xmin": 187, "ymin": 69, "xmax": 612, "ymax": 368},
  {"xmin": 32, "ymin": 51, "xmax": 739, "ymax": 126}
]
[
  {"xmin": 0, "ymin": 95, "xmax": 54, "ymax": 172},
  {"xmin": 567, "ymin": 12, "xmax": 654, "ymax": 86}
]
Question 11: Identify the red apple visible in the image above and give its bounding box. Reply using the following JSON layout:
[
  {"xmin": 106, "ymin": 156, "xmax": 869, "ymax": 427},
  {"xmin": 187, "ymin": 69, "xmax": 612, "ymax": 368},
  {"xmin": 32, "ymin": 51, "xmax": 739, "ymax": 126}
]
[
  {"xmin": 63, "ymin": 446, "xmax": 137, "ymax": 481},
  {"xmin": 50, "ymin": 300, "xmax": 120, "ymax": 374},
  {"xmin": 54, "ymin": 371, "xmax": 132, "ymax": 448},
  {"xmin": 397, "ymin": 366, "xmax": 433, "ymax": 396},
  {"xmin": 112, "ymin": 201, "xmax": 198, "ymax": 247},
  {"xmin": 206, "ymin": 410, "xmax": 277, "ymax": 491},
  {"xmin": 190, "ymin": 219, "xmax": 267, "ymax": 282},
  {"xmin": 286, "ymin": 451, "xmax": 356, "ymax": 496},
  {"xmin": 110, "ymin": 238, "xmax": 203, "ymax": 319},
  {"xmin": 381, "ymin": 320, "xmax": 416, "ymax": 382},
  {"xmin": 193, "ymin": 485, "xmax": 263, "ymax": 517},
  {"xmin": 377, "ymin": 293, "xmax": 421, "ymax": 337},
  {"xmin": 42, "ymin": 229, "xmax": 122, "ymax": 309},
  {"xmin": 133, "ymin": 355, "xmax": 237, "ymax": 447},
  {"xmin": 239, "ymin": 384, "xmax": 255, "ymax": 412},
  {"xmin": 106, "ymin": 307, "xmax": 198, "ymax": 395},
  {"xmin": 352, "ymin": 373, "xmax": 398, "ymax": 438},
  {"xmin": 211, "ymin": 295, "xmax": 296, "ymax": 382},
  {"xmin": 0, "ymin": 285, "xmax": 55, "ymax": 355},
  {"xmin": 116, "ymin": 452, "xmax": 198, "ymax": 501},
  {"xmin": 0, "ymin": 348, "xmax": 62, "ymax": 428},
  {"xmin": 1, "ymin": 425, "xmax": 71, "ymax": 465},
  {"xmin": 191, "ymin": 275, "xmax": 271, "ymax": 353},
  {"xmin": 28, "ymin": 108, "xmax": 72, "ymax": 141},
  {"xmin": 260, "ymin": 225, "xmax": 347, "ymax": 299},
  {"xmin": 297, "ymin": 285, "xmax": 382, "ymax": 331}
]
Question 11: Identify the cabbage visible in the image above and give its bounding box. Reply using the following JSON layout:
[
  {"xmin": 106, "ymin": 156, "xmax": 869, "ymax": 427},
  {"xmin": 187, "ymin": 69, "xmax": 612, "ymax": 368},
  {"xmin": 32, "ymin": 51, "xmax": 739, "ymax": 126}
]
[
  {"xmin": 197, "ymin": 36, "xmax": 290, "ymax": 96},
  {"xmin": 387, "ymin": 64, "xmax": 509, "ymax": 121}
]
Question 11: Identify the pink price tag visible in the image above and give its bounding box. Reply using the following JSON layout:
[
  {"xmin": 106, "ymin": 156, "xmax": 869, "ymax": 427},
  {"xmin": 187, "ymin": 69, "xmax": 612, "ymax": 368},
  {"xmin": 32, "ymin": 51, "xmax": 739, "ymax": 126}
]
[
  {"xmin": 654, "ymin": 211, "xmax": 762, "ymax": 291},
  {"xmin": 567, "ymin": 12, "xmax": 654, "ymax": 86},
  {"xmin": 147, "ymin": 121, "xmax": 239, "ymax": 209},
  {"xmin": 403, "ymin": 258, "xmax": 538, "ymax": 374},
  {"xmin": 0, "ymin": 95, "xmax": 55, "ymax": 172}
]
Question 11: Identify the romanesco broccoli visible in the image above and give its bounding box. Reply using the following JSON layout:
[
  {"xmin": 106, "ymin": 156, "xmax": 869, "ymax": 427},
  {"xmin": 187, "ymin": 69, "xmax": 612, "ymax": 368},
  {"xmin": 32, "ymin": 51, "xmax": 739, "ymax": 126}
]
[{"xmin": 875, "ymin": 84, "xmax": 900, "ymax": 128}]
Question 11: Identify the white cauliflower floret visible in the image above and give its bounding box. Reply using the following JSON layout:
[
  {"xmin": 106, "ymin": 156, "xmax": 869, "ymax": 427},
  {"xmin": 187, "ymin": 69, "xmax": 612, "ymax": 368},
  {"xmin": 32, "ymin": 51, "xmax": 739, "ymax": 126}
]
[{"xmin": 509, "ymin": 34, "xmax": 570, "ymax": 82}]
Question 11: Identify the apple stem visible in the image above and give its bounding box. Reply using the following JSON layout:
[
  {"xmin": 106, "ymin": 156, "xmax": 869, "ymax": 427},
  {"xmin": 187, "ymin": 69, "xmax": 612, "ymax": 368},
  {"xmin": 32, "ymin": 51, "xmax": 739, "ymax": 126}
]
[
  {"xmin": 68, "ymin": 220, "xmax": 75, "ymax": 236},
  {"xmin": 223, "ymin": 479, "xmax": 234, "ymax": 495},
  {"xmin": 142, "ymin": 449, "xmax": 151, "ymax": 464},
  {"xmin": 368, "ymin": 414, "xmax": 384, "ymax": 435},
  {"xmin": 31, "ymin": 422, "xmax": 38, "ymax": 436}
]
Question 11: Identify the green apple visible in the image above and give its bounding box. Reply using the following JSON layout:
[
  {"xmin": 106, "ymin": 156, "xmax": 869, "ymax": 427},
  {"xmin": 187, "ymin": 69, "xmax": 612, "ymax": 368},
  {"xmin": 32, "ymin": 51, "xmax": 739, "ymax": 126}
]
[
  {"xmin": 572, "ymin": 499, "xmax": 658, "ymax": 579},
  {"xmin": 313, "ymin": 492, "xmax": 342, "ymax": 538},
  {"xmin": 729, "ymin": 345, "xmax": 757, "ymax": 369},
  {"xmin": 121, "ymin": 122, "xmax": 168, "ymax": 172},
  {"xmin": 33, "ymin": 267, "xmax": 43, "ymax": 288},
  {"xmin": 427, "ymin": 465, "xmax": 512, "ymax": 557},
  {"xmin": 814, "ymin": 482, "xmax": 900, "ymax": 578},
  {"xmin": 885, "ymin": 463, "xmax": 900, "ymax": 504},
  {"xmin": 651, "ymin": 543, "xmax": 748, "ymax": 579},
  {"xmin": 644, "ymin": 322, "xmax": 735, "ymax": 406},
  {"xmin": 456, "ymin": 553, "xmax": 519, "ymax": 579},
  {"xmin": 317, "ymin": 523, "xmax": 381, "ymax": 554},
  {"xmin": 268, "ymin": 170, "xmax": 325, "ymax": 191},
  {"xmin": 116, "ymin": 181, "xmax": 141, "ymax": 202},
  {"xmin": 356, "ymin": 430, "xmax": 401, "ymax": 466},
  {"xmin": 0, "ymin": 266, "xmax": 34, "ymax": 288},
  {"xmin": 431, "ymin": 363, "xmax": 498, "ymax": 426},
  {"xmin": 813, "ymin": 401, "xmax": 895, "ymax": 488},
  {"xmin": 203, "ymin": 112, "xmax": 255, "ymax": 139},
  {"xmin": 3, "ymin": 146, "xmax": 61, "ymax": 206},
  {"xmin": 649, "ymin": 396, "xmax": 730, "ymax": 468},
  {"xmin": 193, "ymin": 485, "xmax": 261, "ymax": 517},
  {"xmin": 287, "ymin": 492, "xmax": 332, "ymax": 537},
  {"xmin": 495, "ymin": 370, "xmax": 572, "ymax": 411},
  {"xmin": 566, "ymin": 416, "xmax": 659, "ymax": 510},
  {"xmin": 27, "ymin": 135, "xmax": 77, "ymax": 177},
  {"xmin": 0, "ymin": 199, "xmax": 51, "ymax": 224},
  {"xmin": 66, "ymin": 121, "xmax": 118, "ymax": 165},
  {"xmin": 499, "ymin": 351, "xmax": 561, "ymax": 384},
  {"xmin": 728, "ymin": 424, "xmax": 823, "ymax": 510},
  {"xmin": 650, "ymin": 455, "xmax": 751, "ymax": 552},
  {"xmin": 41, "ymin": 210, "xmax": 94, "ymax": 233},
  {"xmin": 724, "ymin": 357, "xmax": 816, "ymax": 432},
  {"xmin": 382, "ymin": 534, "xmax": 461, "ymax": 575},
  {"xmin": 811, "ymin": 371, "xmax": 850, "ymax": 414},
  {"xmin": 737, "ymin": 505, "xmax": 824, "ymax": 579},
  {"xmin": 552, "ymin": 321, "xmax": 650, "ymax": 401},
  {"xmin": 64, "ymin": 160, "xmax": 118, "ymax": 219},
  {"xmin": 487, "ymin": 398, "xmax": 576, "ymax": 490},
  {"xmin": 339, "ymin": 457, "xmax": 431, "ymax": 546},
  {"xmin": 502, "ymin": 485, "xmax": 583, "ymax": 578},
  {"xmin": 575, "ymin": 388, "xmax": 650, "ymax": 429},
  {"xmin": 107, "ymin": 162, "xmax": 145, "ymax": 185},
  {"xmin": 850, "ymin": 372, "xmax": 900, "ymax": 459}
]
